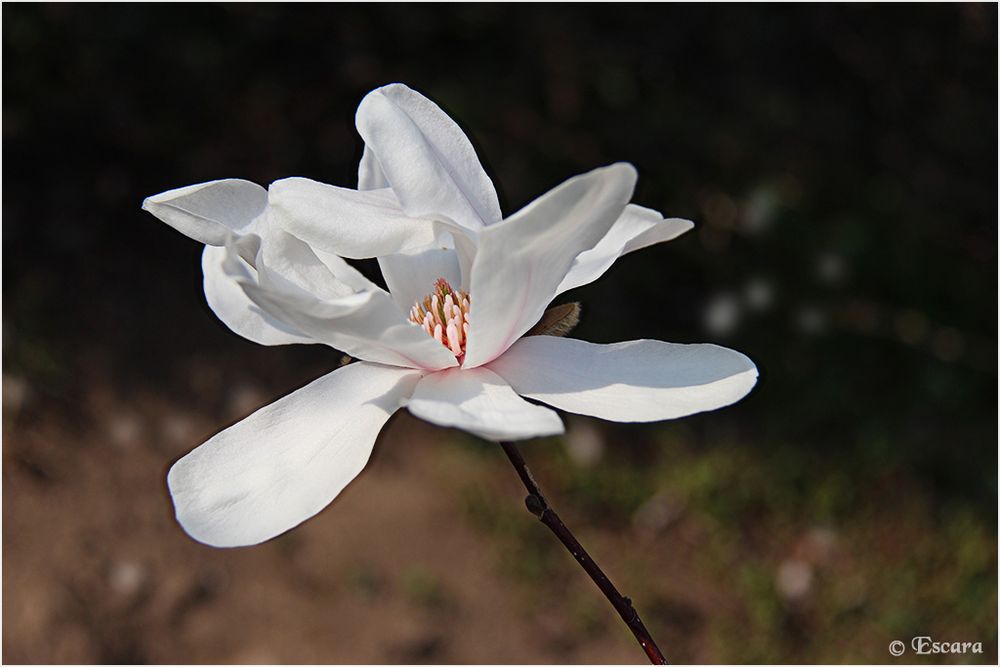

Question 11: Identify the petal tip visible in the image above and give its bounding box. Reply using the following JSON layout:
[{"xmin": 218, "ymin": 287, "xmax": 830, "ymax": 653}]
[
  {"xmin": 371, "ymin": 82, "xmax": 412, "ymax": 97},
  {"xmin": 607, "ymin": 161, "xmax": 638, "ymax": 185}
]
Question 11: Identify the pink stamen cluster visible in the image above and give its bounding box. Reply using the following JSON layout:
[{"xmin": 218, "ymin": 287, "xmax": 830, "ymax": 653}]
[{"xmin": 409, "ymin": 278, "xmax": 471, "ymax": 360}]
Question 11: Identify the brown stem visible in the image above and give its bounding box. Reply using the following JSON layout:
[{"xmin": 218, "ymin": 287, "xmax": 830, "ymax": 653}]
[{"xmin": 497, "ymin": 440, "xmax": 668, "ymax": 664}]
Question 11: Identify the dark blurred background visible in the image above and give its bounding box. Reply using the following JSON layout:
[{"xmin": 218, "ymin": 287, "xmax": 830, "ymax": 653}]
[{"xmin": 3, "ymin": 4, "xmax": 996, "ymax": 664}]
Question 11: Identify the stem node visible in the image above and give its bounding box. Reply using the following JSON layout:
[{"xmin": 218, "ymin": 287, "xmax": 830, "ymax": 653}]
[{"xmin": 524, "ymin": 493, "xmax": 545, "ymax": 518}]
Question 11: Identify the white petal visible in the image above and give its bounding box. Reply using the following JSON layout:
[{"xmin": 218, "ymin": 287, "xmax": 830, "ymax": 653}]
[
  {"xmin": 462, "ymin": 163, "xmax": 638, "ymax": 368},
  {"xmin": 358, "ymin": 144, "xmax": 389, "ymax": 190},
  {"xmin": 488, "ymin": 336, "xmax": 758, "ymax": 422},
  {"xmin": 225, "ymin": 236, "xmax": 459, "ymax": 371},
  {"xmin": 142, "ymin": 179, "xmax": 266, "ymax": 246},
  {"xmin": 202, "ymin": 245, "xmax": 316, "ymax": 346},
  {"xmin": 378, "ymin": 245, "xmax": 462, "ymax": 309},
  {"xmin": 268, "ymin": 178, "xmax": 438, "ymax": 259},
  {"xmin": 355, "ymin": 84, "xmax": 502, "ymax": 230},
  {"xmin": 407, "ymin": 367, "xmax": 564, "ymax": 441},
  {"xmin": 256, "ymin": 226, "xmax": 364, "ymax": 302},
  {"xmin": 313, "ymin": 247, "xmax": 383, "ymax": 293},
  {"xmin": 168, "ymin": 362, "xmax": 423, "ymax": 547},
  {"xmin": 621, "ymin": 211, "xmax": 694, "ymax": 254},
  {"xmin": 557, "ymin": 205, "xmax": 694, "ymax": 295},
  {"xmin": 358, "ymin": 125, "xmax": 477, "ymax": 285},
  {"xmin": 449, "ymin": 229, "xmax": 478, "ymax": 290}
]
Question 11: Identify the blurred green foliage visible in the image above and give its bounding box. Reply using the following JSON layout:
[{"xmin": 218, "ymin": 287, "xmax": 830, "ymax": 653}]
[{"xmin": 448, "ymin": 427, "xmax": 996, "ymax": 662}]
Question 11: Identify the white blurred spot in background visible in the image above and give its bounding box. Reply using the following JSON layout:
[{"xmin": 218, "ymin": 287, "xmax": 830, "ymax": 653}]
[
  {"xmin": 108, "ymin": 412, "xmax": 144, "ymax": 450},
  {"xmin": 744, "ymin": 277, "xmax": 775, "ymax": 312},
  {"xmin": 3, "ymin": 373, "xmax": 31, "ymax": 416},
  {"xmin": 564, "ymin": 418, "xmax": 605, "ymax": 467},
  {"xmin": 775, "ymin": 527, "xmax": 838, "ymax": 603},
  {"xmin": 743, "ymin": 186, "xmax": 780, "ymax": 235},
  {"xmin": 795, "ymin": 305, "xmax": 828, "ymax": 335},
  {"xmin": 776, "ymin": 559, "xmax": 814, "ymax": 601},
  {"xmin": 704, "ymin": 292, "xmax": 742, "ymax": 336},
  {"xmin": 109, "ymin": 560, "xmax": 147, "ymax": 597},
  {"xmin": 162, "ymin": 414, "xmax": 196, "ymax": 446},
  {"xmin": 816, "ymin": 251, "xmax": 848, "ymax": 285},
  {"xmin": 227, "ymin": 382, "xmax": 267, "ymax": 419}
]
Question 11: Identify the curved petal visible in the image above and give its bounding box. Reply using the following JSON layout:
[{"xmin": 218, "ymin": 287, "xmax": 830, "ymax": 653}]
[
  {"xmin": 356, "ymin": 84, "xmax": 502, "ymax": 231},
  {"xmin": 407, "ymin": 367, "xmax": 563, "ymax": 441},
  {"xmin": 256, "ymin": 226, "xmax": 365, "ymax": 302},
  {"xmin": 313, "ymin": 247, "xmax": 384, "ymax": 293},
  {"xmin": 488, "ymin": 337, "xmax": 758, "ymax": 422},
  {"xmin": 202, "ymin": 245, "xmax": 316, "ymax": 346},
  {"xmin": 378, "ymin": 245, "xmax": 462, "ymax": 310},
  {"xmin": 142, "ymin": 179, "xmax": 266, "ymax": 246},
  {"xmin": 358, "ymin": 144, "xmax": 389, "ymax": 190},
  {"xmin": 224, "ymin": 235, "xmax": 459, "ymax": 371},
  {"xmin": 268, "ymin": 178, "xmax": 438, "ymax": 259},
  {"xmin": 462, "ymin": 163, "xmax": 638, "ymax": 369},
  {"xmin": 557, "ymin": 205, "xmax": 694, "ymax": 295},
  {"xmin": 168, "ymin": 361, "xmax": 423, "ymax": 547},
  {"xmin": 200, "ymin": 219, "xmax": 386, "ymax": 349}
]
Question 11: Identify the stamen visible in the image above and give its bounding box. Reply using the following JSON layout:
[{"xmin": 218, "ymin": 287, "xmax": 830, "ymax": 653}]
[{"xmin": 409, "ymin": 278, "xmax": 471, "ymax": 361}]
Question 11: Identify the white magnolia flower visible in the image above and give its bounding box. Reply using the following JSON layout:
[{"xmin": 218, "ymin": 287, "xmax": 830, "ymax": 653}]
[{"xmin": 143, "ymin": 84, "xmax": 757, "ymax": 548}]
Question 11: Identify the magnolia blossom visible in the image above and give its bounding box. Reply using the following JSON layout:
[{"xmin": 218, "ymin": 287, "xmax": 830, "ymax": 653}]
[{"xmin": 143, "ymin": 84, "xmax": 757, "ymax": 548}]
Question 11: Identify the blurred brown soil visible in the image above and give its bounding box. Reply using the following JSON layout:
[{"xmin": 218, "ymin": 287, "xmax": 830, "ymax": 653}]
[
  {"xmin": 3, "ymin": 371, "xmax": 996, "ymax": 664},
  {"xmin": 2, "ymin": 380, "xmax": 692, "ymax": 664}
]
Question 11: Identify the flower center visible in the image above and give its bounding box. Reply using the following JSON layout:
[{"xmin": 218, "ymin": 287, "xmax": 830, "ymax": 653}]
[{"xmin": 409, "ymin": 278, "xmax": 470, "ymax": 360}]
